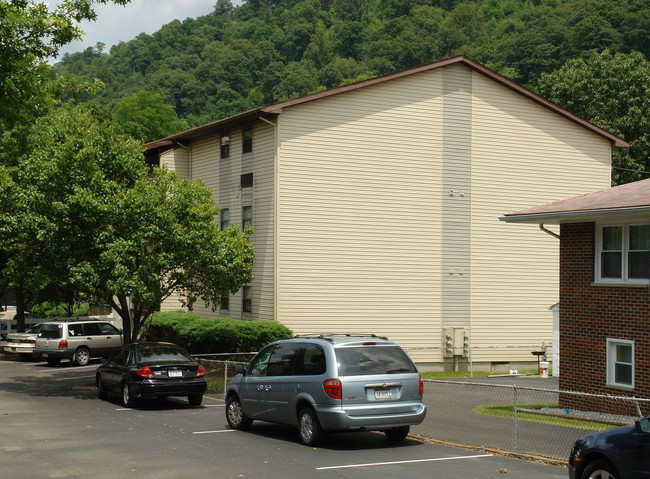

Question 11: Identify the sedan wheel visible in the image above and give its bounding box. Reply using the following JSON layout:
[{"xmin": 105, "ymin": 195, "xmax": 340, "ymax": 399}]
[
  {"xmin": 582, "ymin": 459, "xmax": 618, "ymax": 479},
  {"xmin": 96, "ymin": 374, "xmax": 107, "ymax": 400},
  {"xmin": 122, "ymin": 382, "xmax": 136, "ymax": 408},
  {"xmin": 298, "ymin": 406, "xmax": 323, "ymax": 446},
  {"xmin": 226, "ymin": 396, "xmax": 252, "ymax": 430}
]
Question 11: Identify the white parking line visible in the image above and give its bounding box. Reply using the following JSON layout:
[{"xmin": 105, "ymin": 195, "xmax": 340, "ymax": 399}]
[
  {"xmin": 315, "ymin": 454, "xmax": 493, "ymax": 470},
  {"xmin": 192, "ymin": 429, "xmax": 236, "ymax": 434}
]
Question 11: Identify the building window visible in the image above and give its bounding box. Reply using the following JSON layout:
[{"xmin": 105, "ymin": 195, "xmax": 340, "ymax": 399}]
[
  {"xmin": 220, "ymin": 132, "xmax": 230, "ymax": 159},
  {"xmin": 220, "ymin": 296, "xmax": 229, "ymax": 311},
  {"xmin": 607, "ymin": 338, "xmax": 634, "ymax": 389},
  {"xmin": 242, "ymin": 125, "xmax": 252, "ymax": 154},
  {"xmin": 242, "ymin": 286, "xmax": 252, "ymax": 313},
  {"xmin": 220, "ymin": 209, "xmax": 229, "ymax": 230},
  {"xmin": 240, "ymin": 173, "xmax": 253, "ymax": 188},
  {"xmin": 598, "ymin": 224, "xmax": 650, "ymax": 282},
  {"xmin": 242, "ymin": 205, "xmax": 252, "ymax": 229}
]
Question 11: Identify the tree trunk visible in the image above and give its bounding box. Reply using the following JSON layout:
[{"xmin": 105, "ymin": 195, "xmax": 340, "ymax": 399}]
[{"xmin": 15, "ymin": 283, "xmax": 25, "ymax": 333}]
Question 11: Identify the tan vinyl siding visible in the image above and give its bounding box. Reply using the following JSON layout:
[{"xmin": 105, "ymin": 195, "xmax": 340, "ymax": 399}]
[
  {"xmin": 276, "ymin": 70, "xmax": 444, "ymax": 358},
  {"xmin": 160, "ymin": 148, "xmax": 189, "ymax": 179},
  {"xmin": 469, "ymin": 70, "xmax": 611, "ymax": 358}
]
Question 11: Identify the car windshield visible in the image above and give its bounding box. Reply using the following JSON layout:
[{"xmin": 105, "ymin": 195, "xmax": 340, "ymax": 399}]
[
  {"xmin": 39, "ymin": 323, "xmax": 62, "ymax": 339},
  {"xmin": 26, "ymin": 324, "xmax": 42, "ymax": 334},
  {"xmin": 136, "ymin": 345, "xmax": 193, "ymax": 364},
  {"xmin": 335, "ymin": 346, "xmax": 417, "ymax": 376}
]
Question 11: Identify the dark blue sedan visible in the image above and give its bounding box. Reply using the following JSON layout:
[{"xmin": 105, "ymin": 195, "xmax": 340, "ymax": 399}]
[
  {"xmin": 569, "ymin": 416, "xmax": 650, "ymax": 479},
  {"xmin": 96, "ymin": 342, "xmax": 207, "ymax": 408}
]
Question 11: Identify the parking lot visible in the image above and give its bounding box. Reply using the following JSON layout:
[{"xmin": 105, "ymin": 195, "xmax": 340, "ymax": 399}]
[{"xmin": 0, "ymin": 357, "xmax": 567, "ymax": 478}]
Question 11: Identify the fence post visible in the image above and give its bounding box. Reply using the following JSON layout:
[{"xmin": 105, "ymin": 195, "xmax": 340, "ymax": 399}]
[
  {"xmin": 513, "ymin": 385, "xmax": 518, "ymax": 452},
  {"xmin": 224, "ymin": 361, "xmax": 229, "ymax": 400},
  {"xmin": 469, "ymin": 345, "xmax": 473, "ymax": 378}
]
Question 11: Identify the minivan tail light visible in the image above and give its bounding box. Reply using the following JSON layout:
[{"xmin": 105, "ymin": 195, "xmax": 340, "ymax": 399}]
[
  {"xmin": 419, "ymin": 375, "xmax": 424, "ymax": 396},
  {"xmin": 58, "ymin": 340, "xmax": 68, "ymax": 349},
  {"xmin": 136, "ymin": 366, "xmax": 154, "ymax": 379},
  {"xmin": 196, "ymin": 365, "xmax": 206, "ymax": 377},
  {"xmin": 323, "ymin": 378, "xmax": 342, "ymax": 399}
]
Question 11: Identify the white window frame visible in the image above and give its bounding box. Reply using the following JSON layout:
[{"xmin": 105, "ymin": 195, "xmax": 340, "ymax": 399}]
[
  {"xmin": 606, "ymin": 338, "xmax": 634, "ymax": 390},
  {"xmin": 596, "ymin": 222, "xmax": 650, "ymax": 284}
]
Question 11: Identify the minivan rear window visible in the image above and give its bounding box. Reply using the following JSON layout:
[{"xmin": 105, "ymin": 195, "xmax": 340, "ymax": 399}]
[
  {"xmin": 39, "ymin": 323, "xmax": 62, "ymax": 339},
  {"xmin": 335, "ymin": 346, "xmax": 416, "ymax": 376}
]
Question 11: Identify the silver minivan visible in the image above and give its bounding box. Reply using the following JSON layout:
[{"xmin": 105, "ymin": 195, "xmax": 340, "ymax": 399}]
[{"xmin": 225, "ymin": 334, "xmax": 426, "ymax": 445}]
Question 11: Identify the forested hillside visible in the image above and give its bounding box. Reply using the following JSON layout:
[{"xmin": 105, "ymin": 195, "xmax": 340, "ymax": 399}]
[{"xmin": 53, "ymin": 0, "xmax": 650, "ymax": 183}]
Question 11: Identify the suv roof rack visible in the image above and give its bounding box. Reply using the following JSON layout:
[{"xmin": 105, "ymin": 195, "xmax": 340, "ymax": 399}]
[{"xmin": 293, "ymin": 333, "xmax": 389, "ymax": 342}]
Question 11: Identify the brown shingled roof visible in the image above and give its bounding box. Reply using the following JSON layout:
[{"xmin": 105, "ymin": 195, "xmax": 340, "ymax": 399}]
[
  {"xmin": 501, "ymin": 178, "xmax": 650, "ymax": 223},
  {"xmin": 145, "ymin": 55, "xmax": 630, "ymax": 152}
]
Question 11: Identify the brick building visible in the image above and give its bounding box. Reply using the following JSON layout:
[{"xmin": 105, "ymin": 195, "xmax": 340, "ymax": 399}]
[{"xmin": 502, "ymin": 178, "xmax": 650, "ymax": 414}]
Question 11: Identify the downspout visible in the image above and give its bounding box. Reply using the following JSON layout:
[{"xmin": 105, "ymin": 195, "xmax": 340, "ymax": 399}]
[
  {"xmin": 258, "ymin": 116, "xmax": 279, "ymax": 323},
  {"xmin": 539, "ymin": 224, "xmax": 560, "ymax": 240},
  {"xmin": 175, "ymin": 141, "xmax": 192, "ymax": 180}
]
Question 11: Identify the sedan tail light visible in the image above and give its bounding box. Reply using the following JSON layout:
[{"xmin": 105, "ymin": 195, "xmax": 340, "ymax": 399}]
[
  {"xmin": 323, "ymin": 378, "xmax": 342, "ymax": 399},
  {"xmin": 195, "ymin": 365, "xmax": 206, "ymax": 377},
  {"xmin": 136, "ymin": 366, "xmax": 154, "ymax": 379},
  {"xmin": 21, "ymin": 339, "xmax": 36, "ymax": 344}
]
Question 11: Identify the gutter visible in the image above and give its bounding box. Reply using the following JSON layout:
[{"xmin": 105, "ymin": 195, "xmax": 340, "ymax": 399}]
[
  {"xmin": 539, "ymin": 224, "xmax": 560, "ymax": 240},
  {"xmin": 175, "ymin": 141, "xmax": 192, "ymax": 180}
]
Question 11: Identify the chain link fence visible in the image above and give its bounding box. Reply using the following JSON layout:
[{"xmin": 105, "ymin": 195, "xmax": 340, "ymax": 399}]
[
  {"xmin": 414, "ymin": 379, "xmax": 650, "ymax": 461},
  {"xmin": 194, "ymin": 353, "xmax": 256, "ymax": 398}
]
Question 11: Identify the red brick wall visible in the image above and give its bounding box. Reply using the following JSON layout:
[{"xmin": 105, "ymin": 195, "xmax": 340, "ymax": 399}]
[{"xmin": 559, "ymin": 222, "xmax": 650, "ymax": 415}]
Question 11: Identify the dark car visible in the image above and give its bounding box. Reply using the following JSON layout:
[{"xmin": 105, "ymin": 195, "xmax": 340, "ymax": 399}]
[
  {"xmin": 569, "ymin": 416, "xmax": 650, "ymax": 479},
  {"xmin": 96, "ymin": 342, "xmax": 207, "ymax": 408}
]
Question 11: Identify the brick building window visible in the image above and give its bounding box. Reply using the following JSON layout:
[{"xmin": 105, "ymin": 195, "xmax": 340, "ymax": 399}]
[
  {"xmin": 598, "ymin": 224, "xmax": 649, "ymax": 282},
  {"xmin": 606, "ymin": 338, "xmax": 634, "ymax": 389}
]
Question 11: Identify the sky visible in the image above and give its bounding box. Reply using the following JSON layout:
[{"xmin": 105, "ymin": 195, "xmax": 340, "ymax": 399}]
[{"xmin": 45, "ymin": 0, "xmax": 218, "ymax": 58}]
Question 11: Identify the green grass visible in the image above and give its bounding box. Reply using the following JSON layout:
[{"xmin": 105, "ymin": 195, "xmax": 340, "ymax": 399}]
[
  {"xmin": 421, "ymin": 370, "xmax": 539, "ymax": 379},
  {"xmin": 475, "ymin": 403, "xmax": 613, "ymax": 431}
]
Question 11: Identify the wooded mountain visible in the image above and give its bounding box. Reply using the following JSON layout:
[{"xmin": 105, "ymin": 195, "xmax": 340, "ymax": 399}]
[{"xmin": 53, "ymin": 0, "xmax": 649, "ymax": 138}]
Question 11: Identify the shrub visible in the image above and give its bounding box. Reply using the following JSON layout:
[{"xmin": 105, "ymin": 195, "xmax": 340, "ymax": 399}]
[
  {"xmin": 30, "ymin": 302, "xmax": 90, "ymax": 318},
  {"xmin": 147, "ymin": 310, "xmax": 293, "ymax": 353}
]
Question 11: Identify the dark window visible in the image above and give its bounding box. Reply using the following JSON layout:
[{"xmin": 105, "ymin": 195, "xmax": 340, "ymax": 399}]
[
  {"xmin": 242, "ymin": 206, "xmax": 252, "ymax": 229},
  {"xmin": 113, "ymin": 346, "xmax": 130, "ymax": 365},
  {"xmin": 39, "ymin": 323, "xmax": 62, "ymax": 339},
  {"xmin": 220, "ymin": 209, "xmax": 230, "ymax": 230},
  {"xmin": 241, "ymin": 173, "xmax": 253, "ymax": 188},
  {"xmin": 266, "ymin": 343, "xmax": 300, "ymax": 376},
  {"xmin": 220, "ymin": 296, "xmax": 229, "ymax": 311},
  {"xmin": 335, "ymin": 346, "xmax": 416, "ymax": 376},
  {"xmin": 68, "ymin": 324, "xmax": 83, "ymax": 337},
  {"xmin": 220, "ymin": 132, "xmax": 230, "ymax": 158},
  {"xmin": 83, "ymin": 323, "xmax": 101, "ymax": 336},
  {"xmin": 247, "ymin": 345, "xmax": 273, "ymax": 376},
  {"xmin": 293, "ymin": 344, "xmax": 326, "ymax": 375},
  {"xmin": 136, "ymin": 344, "xmax": 193, "ymax": 364},
  {"xmin": 242, "ymin": 125, "xmax": 253, "ymax": 154},
  {"xmin": 242, "ymin": 285, "xmax": 252, "ymax": 313},
  {"xmin": 99, "ymin": 323, "xmax": 120, "ymax": 335}
]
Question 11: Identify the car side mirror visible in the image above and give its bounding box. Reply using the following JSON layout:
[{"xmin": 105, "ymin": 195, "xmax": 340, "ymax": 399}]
[
  {"xmin": 234, "ymin": 364, "xmax": 246, "ymax": 375},
  {"xmin": 636, "ymin": 417, "xmax": 650, "ymax": 433}
]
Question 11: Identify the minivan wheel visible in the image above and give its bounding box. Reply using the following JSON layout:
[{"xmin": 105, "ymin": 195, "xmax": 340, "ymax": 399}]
[
  {"xmin": 74, "ymin": 348, "xmax": 90, "ymax": 366},
  {"xmin": 226, "ymin": 396, "xmax": 252, "ymax": 430},
  {"xmin": 298, "ymin": 406, "xmax": 323, "ymax": 446},
  {"xmin": 385, "ymin": 426, "xmax": 410, "ymax": 442}
]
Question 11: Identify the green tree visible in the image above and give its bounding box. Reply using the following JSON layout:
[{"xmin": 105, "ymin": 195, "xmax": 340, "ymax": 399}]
[
  {"xmin": 114, "ymin": 90, "xmax": 189, "ymax": 142},
  {"xmin": 0, "ymin": 0, "xmax": 130, "ymax": 132},
  {"xmin": 7, "ymin": 105, "xmax": 254, "ymax": 342},
  {"xmin": 100, "ymin": 168, "xmax": 254, "ymax": 342},
  {"xmin": 535, "ymin": 50, "xmax": 650, "ymax": 185}
]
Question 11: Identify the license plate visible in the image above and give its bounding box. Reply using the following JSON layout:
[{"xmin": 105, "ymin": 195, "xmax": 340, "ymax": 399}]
[
  {"xmin": 375, "ymin": 388, "xmax": 392, "ymax": 399},
  {"xmin": 168, "ymin": 370, "xmax": 182, "ymax": 378}
]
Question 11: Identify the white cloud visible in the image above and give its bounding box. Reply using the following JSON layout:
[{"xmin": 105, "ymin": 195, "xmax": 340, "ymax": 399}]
[{"xmin": 45, "ymin": 0, "xmax": 217, "ymax": 57}]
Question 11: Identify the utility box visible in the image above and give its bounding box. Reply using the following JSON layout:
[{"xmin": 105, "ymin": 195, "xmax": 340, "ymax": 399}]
[{"xmin": 443, "ymin": 327, "xmax": 469, "ymax": 357}]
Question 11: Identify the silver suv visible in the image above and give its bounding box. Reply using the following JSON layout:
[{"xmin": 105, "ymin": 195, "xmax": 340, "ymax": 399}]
[
  {"xmin": 35, "ymin": 318, "xmax": 123, "ymax": 366},
  {"xmin": 225, "ymin": 334, "xmax": 426, "ymax": 445}
]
